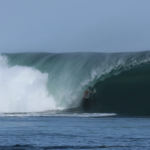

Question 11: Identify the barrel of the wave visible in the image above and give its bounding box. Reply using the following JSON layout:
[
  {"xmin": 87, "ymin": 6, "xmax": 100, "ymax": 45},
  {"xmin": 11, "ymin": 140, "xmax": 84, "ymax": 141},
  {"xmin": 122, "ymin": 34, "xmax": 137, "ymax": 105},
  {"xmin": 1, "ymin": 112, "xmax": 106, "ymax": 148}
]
[
  {"xmin": 93, "ymin": 62, "xmax": 150, "ymax": 115},
  {"xmin": 81, "ymin": 86, "xmax": 97, "ymax": 112}
]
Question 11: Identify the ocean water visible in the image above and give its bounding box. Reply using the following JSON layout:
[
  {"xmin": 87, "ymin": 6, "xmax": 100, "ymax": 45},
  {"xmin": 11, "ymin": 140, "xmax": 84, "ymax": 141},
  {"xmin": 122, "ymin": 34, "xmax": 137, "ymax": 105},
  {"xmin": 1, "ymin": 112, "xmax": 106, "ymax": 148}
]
[
  {"xmin": 0, "ymin": 114, "xmax": 150, "ymax": 150},
  {"xmin": 1, "ymin": 52, "xmax": 150, "ymax": 149},
  {"xmin": 1, "ymin": 52, "xmax": 150, "ymax": 114}
]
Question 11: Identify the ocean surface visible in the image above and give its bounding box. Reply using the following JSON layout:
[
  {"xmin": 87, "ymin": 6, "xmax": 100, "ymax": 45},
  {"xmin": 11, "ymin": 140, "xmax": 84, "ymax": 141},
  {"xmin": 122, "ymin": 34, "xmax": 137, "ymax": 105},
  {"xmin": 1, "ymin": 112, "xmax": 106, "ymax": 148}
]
[
  {"xmin": 0, "ymin": 114, "xmax": 150, "ymax": 150},
  {"xmin": 0, "ymin": 52, "xmax": 150, "ymax": 149}
]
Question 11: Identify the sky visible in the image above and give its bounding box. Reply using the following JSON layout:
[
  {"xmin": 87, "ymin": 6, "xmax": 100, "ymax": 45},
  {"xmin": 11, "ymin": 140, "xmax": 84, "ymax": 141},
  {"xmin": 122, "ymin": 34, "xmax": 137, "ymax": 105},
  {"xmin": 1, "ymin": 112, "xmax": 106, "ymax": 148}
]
[{"xmin": 0, "ymin": 0, "xmax": 150, "ymax": 53}]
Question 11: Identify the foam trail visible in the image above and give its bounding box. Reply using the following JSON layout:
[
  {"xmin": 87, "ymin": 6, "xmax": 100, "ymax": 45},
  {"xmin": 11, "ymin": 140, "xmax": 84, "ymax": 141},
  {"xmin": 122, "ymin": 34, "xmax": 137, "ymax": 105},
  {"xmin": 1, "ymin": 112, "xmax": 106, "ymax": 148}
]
[
  {"xmin": 0, "ymin": 55, "xmax": 56, "ymax": 112},
  {"xmin": 0, "ymin": 113, "xmax": 117, "ymax": 117}
]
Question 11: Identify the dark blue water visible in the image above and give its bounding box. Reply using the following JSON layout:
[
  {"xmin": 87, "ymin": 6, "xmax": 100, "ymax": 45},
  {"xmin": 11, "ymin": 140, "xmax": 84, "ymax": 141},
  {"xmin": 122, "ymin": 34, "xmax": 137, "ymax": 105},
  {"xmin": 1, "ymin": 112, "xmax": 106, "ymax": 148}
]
[{"xmin": 0, "ymin": 115, "xmax": 150, "ymax": 150}]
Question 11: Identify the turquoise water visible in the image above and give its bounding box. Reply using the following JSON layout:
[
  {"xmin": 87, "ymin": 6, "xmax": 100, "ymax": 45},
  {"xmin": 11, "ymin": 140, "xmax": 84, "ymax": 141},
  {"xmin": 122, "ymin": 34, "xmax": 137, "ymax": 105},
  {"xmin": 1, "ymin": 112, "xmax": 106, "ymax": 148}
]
[
  {"xmin": 0, "ymin": 52, "xmax": 150, "ymax": 149},
  {"xmin": 1, "ymin": 52, "xmax": 150, "ymax": 115},
  {"xmin": 0, "ymin": 115, "xmax": 150, "ymax": 150}
]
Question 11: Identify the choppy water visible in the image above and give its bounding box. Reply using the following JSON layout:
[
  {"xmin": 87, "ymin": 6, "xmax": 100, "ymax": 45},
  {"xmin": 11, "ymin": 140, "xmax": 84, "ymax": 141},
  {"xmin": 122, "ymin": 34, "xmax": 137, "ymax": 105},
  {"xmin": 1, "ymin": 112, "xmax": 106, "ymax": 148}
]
[{"xmin": 0, "ymin": 115, "xmax": 150, "ymax": 150}]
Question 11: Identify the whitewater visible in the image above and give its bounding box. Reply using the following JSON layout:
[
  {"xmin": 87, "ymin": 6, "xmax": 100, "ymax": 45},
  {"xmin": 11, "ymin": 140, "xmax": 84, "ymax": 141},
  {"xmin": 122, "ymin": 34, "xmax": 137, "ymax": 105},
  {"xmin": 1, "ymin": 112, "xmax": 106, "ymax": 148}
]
[
  {"xmin": 1, "ymin": 52, "xmax": 150, "ymax": 150},
  {"xmin": 1, "ymin": 52, "xmax": 150, "ymax": 114}
]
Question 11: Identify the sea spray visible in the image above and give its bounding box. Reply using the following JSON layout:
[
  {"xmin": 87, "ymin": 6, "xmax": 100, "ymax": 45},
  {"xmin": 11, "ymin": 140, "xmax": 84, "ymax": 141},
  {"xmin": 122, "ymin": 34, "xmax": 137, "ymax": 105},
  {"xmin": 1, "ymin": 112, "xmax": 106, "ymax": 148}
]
[{"xmin": 0, "ymin": 55, "xmax": 56, "ymax": 112}]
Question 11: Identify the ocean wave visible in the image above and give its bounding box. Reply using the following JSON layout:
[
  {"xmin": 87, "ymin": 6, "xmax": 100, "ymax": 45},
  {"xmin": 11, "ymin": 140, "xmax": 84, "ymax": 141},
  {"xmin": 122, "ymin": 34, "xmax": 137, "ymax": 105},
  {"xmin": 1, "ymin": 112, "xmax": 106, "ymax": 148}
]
[{"xmin": 1, "ymin": 51, "xmax": 150, "ymax": 115}]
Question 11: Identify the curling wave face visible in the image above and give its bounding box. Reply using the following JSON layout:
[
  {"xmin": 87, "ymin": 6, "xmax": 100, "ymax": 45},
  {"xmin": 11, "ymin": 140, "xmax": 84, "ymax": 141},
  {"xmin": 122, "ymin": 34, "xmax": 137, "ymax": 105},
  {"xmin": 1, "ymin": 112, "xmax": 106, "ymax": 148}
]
[{"xmin": 1, "ymin": 51, "xmax": 150, "ymax": 114}]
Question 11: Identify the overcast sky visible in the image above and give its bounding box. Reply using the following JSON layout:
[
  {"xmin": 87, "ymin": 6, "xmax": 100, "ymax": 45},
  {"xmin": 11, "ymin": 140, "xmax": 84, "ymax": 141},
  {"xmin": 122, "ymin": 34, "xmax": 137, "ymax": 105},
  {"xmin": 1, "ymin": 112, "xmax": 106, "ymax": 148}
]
[{"xmin": 0, "ymin": 0, "xmax": 150, "ymax": 53}]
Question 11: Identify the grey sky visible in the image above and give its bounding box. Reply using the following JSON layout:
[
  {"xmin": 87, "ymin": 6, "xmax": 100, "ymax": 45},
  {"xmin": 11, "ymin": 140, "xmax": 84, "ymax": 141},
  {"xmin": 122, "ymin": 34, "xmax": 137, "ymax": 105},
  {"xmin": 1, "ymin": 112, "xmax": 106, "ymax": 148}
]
[{"xmin": 0, "ymin": 0, "xmax": 150, "ymax": 53}]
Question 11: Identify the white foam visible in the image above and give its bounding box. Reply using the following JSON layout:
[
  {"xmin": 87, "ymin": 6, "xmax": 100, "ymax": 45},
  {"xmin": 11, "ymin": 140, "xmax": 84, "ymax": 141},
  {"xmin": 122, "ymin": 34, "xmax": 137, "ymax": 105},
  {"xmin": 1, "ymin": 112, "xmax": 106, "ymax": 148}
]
[
  {"xmin": 0, "ymin": 55, "xmax": 56, "ymax": 112},
  {"xmin": 0, "ymin": 112, "xmax": 117, "ymax": 117}
]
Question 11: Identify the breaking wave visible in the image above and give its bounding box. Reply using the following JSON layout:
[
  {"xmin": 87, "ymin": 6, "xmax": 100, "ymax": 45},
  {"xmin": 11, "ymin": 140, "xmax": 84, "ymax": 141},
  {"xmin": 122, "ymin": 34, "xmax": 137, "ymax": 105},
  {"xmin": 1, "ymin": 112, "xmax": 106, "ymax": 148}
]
[{"xmin": 0, "ymin": 51, "xmax": 150, "ymax": 115}]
